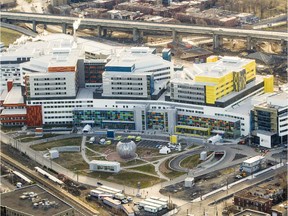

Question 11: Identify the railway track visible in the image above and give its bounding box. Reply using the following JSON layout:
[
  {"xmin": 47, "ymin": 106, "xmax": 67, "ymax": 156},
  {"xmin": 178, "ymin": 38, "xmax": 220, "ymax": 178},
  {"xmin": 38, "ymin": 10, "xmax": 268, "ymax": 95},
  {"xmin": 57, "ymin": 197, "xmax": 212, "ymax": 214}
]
[{"xmin": 0, "ymin": 152, "xmax": 99, "ymax": 216}]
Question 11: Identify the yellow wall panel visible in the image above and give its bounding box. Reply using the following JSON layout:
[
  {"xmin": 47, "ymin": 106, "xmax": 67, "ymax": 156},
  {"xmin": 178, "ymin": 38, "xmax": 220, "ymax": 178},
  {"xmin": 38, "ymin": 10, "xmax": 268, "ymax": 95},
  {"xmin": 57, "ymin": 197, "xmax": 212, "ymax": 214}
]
[{"xmin": 264, "ymin": 75, "xmax": 274, "ymax": 93}]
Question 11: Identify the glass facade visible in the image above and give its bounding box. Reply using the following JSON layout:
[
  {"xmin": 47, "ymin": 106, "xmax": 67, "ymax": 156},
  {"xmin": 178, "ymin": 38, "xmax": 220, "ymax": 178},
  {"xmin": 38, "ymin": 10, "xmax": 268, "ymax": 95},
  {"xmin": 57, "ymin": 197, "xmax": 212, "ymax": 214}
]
[
  {"xmin": 147, "ymin": 111, "xmax": 168, "ymax": 132},
  {"xmin": 73, "ymin": 109, "xmax": 135, "ymax": 129},
  {"xmin": 84, "ymin": 63, "xmax": 105, "ymax": 84},
  {"xmin": 177, "ymin": 114, "xmax": 240, "ymax": 138}
]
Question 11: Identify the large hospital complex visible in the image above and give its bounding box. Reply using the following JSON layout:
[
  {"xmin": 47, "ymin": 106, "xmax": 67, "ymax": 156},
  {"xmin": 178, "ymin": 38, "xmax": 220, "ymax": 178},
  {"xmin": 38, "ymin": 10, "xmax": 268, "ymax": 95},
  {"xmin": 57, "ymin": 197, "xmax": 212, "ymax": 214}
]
[{"xmin": 0, "ymin": 34, "xmax": 287, "ymax": 148}]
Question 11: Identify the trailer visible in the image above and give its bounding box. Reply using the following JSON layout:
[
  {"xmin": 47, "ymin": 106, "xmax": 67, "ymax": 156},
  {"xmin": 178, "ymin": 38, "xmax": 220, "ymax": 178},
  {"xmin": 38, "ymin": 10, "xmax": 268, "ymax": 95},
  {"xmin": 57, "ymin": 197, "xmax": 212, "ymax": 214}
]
[
  {"xmin": 12, "ymin": 171, "xmax": 33, "ymax": 184},
  {"xmin": 34, "ymin": 167, "xmax": 64, "ymax": 185},
  {"xmin": 90, "ymin": 189, "xmax": 104, "ymax": 198}
]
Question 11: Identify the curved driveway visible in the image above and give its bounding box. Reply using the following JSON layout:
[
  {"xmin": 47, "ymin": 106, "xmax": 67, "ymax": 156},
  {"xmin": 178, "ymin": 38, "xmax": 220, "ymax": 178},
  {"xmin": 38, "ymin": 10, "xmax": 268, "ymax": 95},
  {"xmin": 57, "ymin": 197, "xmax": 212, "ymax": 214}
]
[
  {"xmin": 169, "ymin": 144, "xmax": 253, "ymax": 174},
  {"xmin": 170, "ymin": 148, "xmax": 204, "ymax": 172}
]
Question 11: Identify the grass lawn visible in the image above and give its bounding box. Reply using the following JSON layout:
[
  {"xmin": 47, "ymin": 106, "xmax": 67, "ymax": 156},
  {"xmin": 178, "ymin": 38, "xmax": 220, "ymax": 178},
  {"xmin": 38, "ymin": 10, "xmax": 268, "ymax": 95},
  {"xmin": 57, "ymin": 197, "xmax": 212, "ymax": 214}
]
[
  {"xmin": 85, "ymin": 170, "xmax": 163, "ymax": 188},
  {"xmin": 53, "ymin": 152, "xmax": 88, "ymax": 170},
  {"xmin": 31, "ymin": 137, "xmax": 82, "ymax": 151},
  {"xmin": 120, "ymin": 159, "xmax": 145, "ymax": 167},
  {"xmin": 18, "ymin": 134, "xmax": 60, "ymax": 142},
  {"xmin": 160, "ymin": 158, "xmax": 186, "ymax": 180},
  {"xmin": 0, "ymin": 28, "xmax": 22, "ymax": 47},
  {"xmin": 86, "ymin": 143, "xmax": 115, "ymax": 154},
  {"xmin": 129, "ymin": 164, "xmax": 157, "ymax": 175},
  {"xmin": 180, "ymin": 154, "xmax": 201, "ymax": 169}
]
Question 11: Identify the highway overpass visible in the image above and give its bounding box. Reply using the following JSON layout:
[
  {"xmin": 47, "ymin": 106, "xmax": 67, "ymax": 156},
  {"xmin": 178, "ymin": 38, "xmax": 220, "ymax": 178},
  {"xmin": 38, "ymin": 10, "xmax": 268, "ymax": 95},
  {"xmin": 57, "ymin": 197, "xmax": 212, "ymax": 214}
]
[{"xmin": 1, "ymin": 12, "xmax": 287, "ymax": 50}]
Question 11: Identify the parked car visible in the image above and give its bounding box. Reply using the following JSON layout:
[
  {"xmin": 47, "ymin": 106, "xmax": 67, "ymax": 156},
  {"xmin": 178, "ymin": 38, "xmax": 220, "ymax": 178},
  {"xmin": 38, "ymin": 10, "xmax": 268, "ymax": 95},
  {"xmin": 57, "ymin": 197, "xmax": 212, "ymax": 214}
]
[{"xmin": 127, "ymin": 196, "xmax": 133, "ymax": 202}]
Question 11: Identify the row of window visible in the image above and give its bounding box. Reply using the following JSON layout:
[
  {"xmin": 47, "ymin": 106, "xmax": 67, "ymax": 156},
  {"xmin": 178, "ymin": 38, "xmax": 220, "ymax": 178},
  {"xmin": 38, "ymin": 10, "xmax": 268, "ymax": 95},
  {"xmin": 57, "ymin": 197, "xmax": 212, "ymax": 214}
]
[
  {"xmin": 45, "ymin": 116, "xmax": 72, "ymax": 119},
  {"xmin": 34, "ymin": 82, "xmax": 66, "ymax": 86},
  {"xmin": 178, "ymin": 95, "xmax": 204, "ymax": 100},
  {"xmin": 44, "ymin": 105, "xmax": 93, "ymax": 108},
  {"xmin": 0, "ymin": 117, "xmax": 25, "ymax": 120},
  {"xmin": 112, "ymin": 87, "xmax": 143, "ymax": 90},
  {"xmin": 30, "ymin": 100, "xmax": 93, "ymax": 105},
  {"xmin": 35, "ymin": 92, "xmax": 67, "ymax": 95},
  {"xmin": 34, "ymin": 77, "xmax": 65, "ymax": 81},
  {"xmin": 111, "ymin": 92, "xmax": 144, "ymax": 95},
  {"xmin": 215, "ymin": 113, "xmax": 245, "ymax": 120},
  {"xmin": 111, "ymin": 77, "xmax": 143, "ymax": 81},
  {"xmin": 44, "ymin": 111, "xmax": 73, "ymax": 114},
  {"xmin": 34, "ymin": 87, "xmax": 66, "ymax": 91},
  {"xmin": 111, "ymin": 82, "xmax": 143, "ymax": 85},
  {"xmin": 174, "ymin": 85, "xmax": 204, "ymax": 91}
]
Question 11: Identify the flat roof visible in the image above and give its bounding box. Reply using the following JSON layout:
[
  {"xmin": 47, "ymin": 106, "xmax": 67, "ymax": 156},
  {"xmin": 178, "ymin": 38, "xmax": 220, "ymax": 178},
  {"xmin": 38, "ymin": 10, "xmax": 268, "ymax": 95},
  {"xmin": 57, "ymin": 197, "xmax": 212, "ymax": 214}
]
[
  {"xmin": 243, "ymin": 155, "xmax": 264, "ymax": 164},
  {"xmin": 234, "ymin": 209, "xmax": 269, "ymax": 216},
  {"xmin": 105, "ymin": 48, "xmax": 171, "ymax": 74},
  {"xmin": 272, "ymin": 200, "xmax": 288, "ymax": 213},
  {"xmin": 194, "ymin": 56, "xmax": 253, "ymax": 78},
  {"xmin": 1, "ymin": 108, "xmax": 27, "ymax": 115},
  {"xmin": 3, "ymin": 86, "xmax": 24, "ymax": 105},
  {"xmin": 1, "ymin": 184, "xmax": 74, "ymax": 216},
  {"xmin": 103, "ymin": 197, "xmax": 121, "ymax": 205},
  {"xmin": 89, "ymin": 160, "xmax": 120, "ymax": 166},
  {"xmin": 76, "ymin": 88, "xmax": 94, "ymax": 99},
  {"xmin": 235, "ymin": 190, "xmax": 270, "ymax": 204}
]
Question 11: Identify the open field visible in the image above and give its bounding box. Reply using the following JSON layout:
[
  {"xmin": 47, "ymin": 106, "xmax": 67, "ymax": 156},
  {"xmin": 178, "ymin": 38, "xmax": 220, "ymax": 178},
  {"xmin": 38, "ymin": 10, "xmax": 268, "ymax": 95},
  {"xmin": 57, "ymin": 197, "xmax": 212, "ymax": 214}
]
[
  {"xmin": 17, "ymin": 134, "xmax": 60, "ymax": 142},
  {"xmin": 0, "ymin": 28, "xmax": 22, "ymax": 46},
  {"xmin": 160, "ymin": 158, "xmax": 186, "ymax": 180},
  {"xmin": 53, "ymin": 152, "xmax": 88, "ymax": 170},
  {"xmin": 129, "ymin": 164, "xmax": 157, "ymax": 175},
  {"xmin": 83, "ymin": 170, "xmax": 164, "ymax": 188},
  {"xmin": 30, "ymin": 137, "xmax": 82, "ymax": 151},
  {"xmin": 180, "ymin": 154, "xmax": 201, "ymax": 169}
]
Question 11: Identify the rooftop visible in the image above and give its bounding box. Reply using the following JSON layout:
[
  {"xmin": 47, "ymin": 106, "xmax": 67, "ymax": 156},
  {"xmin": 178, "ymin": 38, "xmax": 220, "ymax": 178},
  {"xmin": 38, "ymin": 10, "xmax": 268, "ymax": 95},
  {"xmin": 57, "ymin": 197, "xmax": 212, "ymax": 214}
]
[
  {"xmin": 234, "ymin": 209, "xmax": 270, "ymax": 216},
  {"xmin": 272, "ymin": 200, "xmax": 288, "ymax": 214},
  {"xmin": 76, "ymin": 88, "xmax": 94, "ymax": 100},
  {"xmin": 235, "ymin": 190, "xmax": 271, "ymax": 204},
  {"xmin": 3, "ymin": 86, "xmax": 24, "ymax": 105},
  {"xmin": 105, "ymin": 48, "xmax": 171, "ymax": 74},
  {"xmin": 194, "ymin": 56, "xmax": 253, "ymax": 78},
  {"xmin": 1, "ymin": 184, "xmax": 74, "ymax": 216},
  {"xmin": 1, "ymin": 108, "xmax": 27, "ymax": 115},
  {"xmin": 243, "ymin": 155, "xmax": 264, "ymax": 164},
  {"xmin": 89, "ymin": 160, "xmax": 120, "ymax": 166}
]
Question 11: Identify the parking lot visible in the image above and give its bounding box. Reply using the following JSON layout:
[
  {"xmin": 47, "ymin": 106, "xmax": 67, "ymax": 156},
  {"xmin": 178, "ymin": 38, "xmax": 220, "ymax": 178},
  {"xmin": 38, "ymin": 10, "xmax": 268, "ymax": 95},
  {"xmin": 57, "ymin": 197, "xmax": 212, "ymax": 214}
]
[{"xmin": 137, "ymin": 140, "xmax": 169, "ymax": 149}]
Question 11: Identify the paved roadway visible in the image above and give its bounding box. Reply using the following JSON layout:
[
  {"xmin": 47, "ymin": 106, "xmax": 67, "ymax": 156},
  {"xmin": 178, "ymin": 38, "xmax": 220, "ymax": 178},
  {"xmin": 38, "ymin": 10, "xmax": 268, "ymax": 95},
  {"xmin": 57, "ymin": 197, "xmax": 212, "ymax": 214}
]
[{"xmin": 1, "ymin": 12, "xmax": 288, "ymax": 41}]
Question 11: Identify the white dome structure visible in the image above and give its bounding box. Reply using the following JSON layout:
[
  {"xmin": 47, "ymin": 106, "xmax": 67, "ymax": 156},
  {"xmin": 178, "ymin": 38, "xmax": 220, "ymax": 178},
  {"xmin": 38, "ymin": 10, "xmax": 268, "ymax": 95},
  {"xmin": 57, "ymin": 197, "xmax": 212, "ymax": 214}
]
[{"xmin": 116, "ymin": 139, "xmax": 137, "ymax": 159}]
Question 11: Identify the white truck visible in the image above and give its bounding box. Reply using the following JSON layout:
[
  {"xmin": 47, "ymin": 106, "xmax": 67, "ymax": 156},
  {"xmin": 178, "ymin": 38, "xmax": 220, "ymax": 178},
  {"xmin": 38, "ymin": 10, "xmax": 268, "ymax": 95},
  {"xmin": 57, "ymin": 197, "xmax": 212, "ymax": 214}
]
[{"xmin": 114, "ymin": 193, "xmax": 126, "ymax": 201}]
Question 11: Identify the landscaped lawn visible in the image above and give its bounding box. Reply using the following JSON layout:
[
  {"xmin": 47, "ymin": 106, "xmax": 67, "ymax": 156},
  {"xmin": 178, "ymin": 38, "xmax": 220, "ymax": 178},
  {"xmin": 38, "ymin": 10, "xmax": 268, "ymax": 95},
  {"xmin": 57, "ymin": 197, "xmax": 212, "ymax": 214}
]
[
  {"xmin": 53, "ymin": 152, "xmax": 88, "ymax": 171},
  {"xmin": 18, "ymin": 134, "xmax": 60, "ymax": 143},
  {"xmin": 85, "ymin": 170, "xmax": 164, "ymax": 188},
  {"xmin": 129, "ymin": 164, "xmax": 157, "ymax": 175},
  {"xmin": 30, "ymin": 137, "xmax": 82, "ymax": 151},
  {"xmin": 120, "ymin": 159, "xmax": 145, "ymax": 167},
  {"xmin": 160, "ymin": 158, "xmax": 186, "ymax": 180},
  {"xmin": 180, "ymin": 154, "xmax": 201, "ymax": 169}
]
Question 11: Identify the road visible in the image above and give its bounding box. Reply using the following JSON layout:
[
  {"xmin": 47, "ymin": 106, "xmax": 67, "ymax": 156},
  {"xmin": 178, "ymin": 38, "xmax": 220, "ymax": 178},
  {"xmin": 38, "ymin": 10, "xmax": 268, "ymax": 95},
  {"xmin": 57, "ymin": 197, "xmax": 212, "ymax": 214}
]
[{"xmin": 1, "ymin": 12, "xmax": 288, "ymax": 41}]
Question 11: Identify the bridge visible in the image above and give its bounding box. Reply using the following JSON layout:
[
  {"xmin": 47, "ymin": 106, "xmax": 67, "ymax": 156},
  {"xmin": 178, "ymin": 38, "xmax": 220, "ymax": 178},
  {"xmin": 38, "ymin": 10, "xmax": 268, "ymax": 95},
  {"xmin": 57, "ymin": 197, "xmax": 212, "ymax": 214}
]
[{"xmin": 1, "ymin": 12, "xmax": 287, "ymax": 51}]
